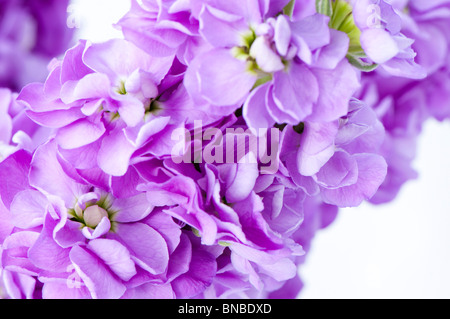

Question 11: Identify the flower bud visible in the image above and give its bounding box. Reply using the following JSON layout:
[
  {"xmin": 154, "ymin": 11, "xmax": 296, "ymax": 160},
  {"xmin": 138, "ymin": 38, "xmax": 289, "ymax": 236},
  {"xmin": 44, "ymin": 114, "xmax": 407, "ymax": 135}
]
[{"xmin": 83, "ymin": 205, "xmax": 109, "ymax": 228}]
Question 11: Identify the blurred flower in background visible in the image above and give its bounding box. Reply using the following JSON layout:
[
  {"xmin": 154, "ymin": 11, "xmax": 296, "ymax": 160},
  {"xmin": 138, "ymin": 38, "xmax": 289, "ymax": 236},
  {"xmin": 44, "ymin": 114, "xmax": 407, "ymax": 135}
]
[
  {"xmin": 0, "ymin": 0, "xmax": 74, "ymax": 91},
  {"xmin": 0, "ymin": 0, "xmax": 73, "ymax": 298}
]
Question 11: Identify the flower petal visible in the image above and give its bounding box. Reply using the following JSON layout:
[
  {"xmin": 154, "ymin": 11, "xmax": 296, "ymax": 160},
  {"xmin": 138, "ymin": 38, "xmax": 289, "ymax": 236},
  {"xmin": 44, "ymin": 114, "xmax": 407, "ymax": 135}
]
[
  {"xmin": 97, "ymin": 130, "xmax": 136, "ymax": 176},
  {"xmin": 88, "ymin": 239, "xmax": 137, "ymax": 282},
  {"xmin": 70, "ymin": 245, "xmax": 126, "ymax": 299},
  {"xmin": 114, "ymin": 222, "xmax": 169, "ymax": 275},
  {"xmin": 56, "ymin": 119, "xmax": 106, "ymax": 150}
]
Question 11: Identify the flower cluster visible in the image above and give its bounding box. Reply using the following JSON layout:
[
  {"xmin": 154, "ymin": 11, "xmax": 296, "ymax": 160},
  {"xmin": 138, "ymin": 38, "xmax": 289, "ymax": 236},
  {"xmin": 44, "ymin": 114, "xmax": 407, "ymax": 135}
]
[{"xmin": 0, "ymin": 0, "xmax": 449, "ymax": 299}]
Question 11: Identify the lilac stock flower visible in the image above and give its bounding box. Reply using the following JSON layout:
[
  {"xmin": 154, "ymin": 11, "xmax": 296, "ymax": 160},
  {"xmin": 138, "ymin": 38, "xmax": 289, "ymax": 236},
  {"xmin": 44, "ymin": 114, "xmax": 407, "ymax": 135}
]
[
  {"xmin": 2, "ymin": 0, "xmax": 448, "ymax": 300},
  {"xmin": 279, "ymin": 99, "xmax": 388, "ymax": 208},
  {"xmin": 140, "ymin": 138, "xmax": 305, "ymax": 297},
  {"xmin": 17, "ymin": 37, "xmax": 240, "ymax": 178},
  {"xmin": 117, "ymin": 0, "xmax": 292, "ymax": 62},
  {"xmin": 323, "ymin": 0, "xmax": 426, "ymax": 79},
  {"xmin": 117, "ymin": 0, "xmax": 203, "ymax": 61},
  {"xmin": 354, "ymin": 0, "xmax": 450, "ymax": 203},
  {"xmin": 0, "ymin": 0, "xmax": 73, "ymax": 91},
  {"xmin": 118, "ymin": 0, "xmax": 360, "ymax": 130},
  {"xmin": 394, "ymin": 0, "xmax": 450, "ymax": 75},
  {"xmin": 0, "ymin": 89, "xmax": 17, "ymax": 160},
  {"xmin": 0, "ymin": 135, "xmax": 304, "ymax": 299},
  {"xmin": 278, "ymin": 194, "xmax": 338, "ymax": 298},
  {"xmin": 17, "ymin": 38, "xmax": 184, "ymax": 177},
  {"xmin": 357, "ymin": 72, "xmax": 430, "ymax": 204},
  {"xmin": 389, "ymin": 0, "xmax": 450, "ymax": 121},
  {"xmin": 0, "ymin": 141, "xmax": 218, "ymax": 299},
  {"xmin": 190, "ymin": 5, "xmax": 360, "ymax": 129},
  {"xmin": 0, "ymin": 88, "xmax": 50, "ymax": 162},
  {"xmin": 354, "ymin": 0, "xmax": 425, "ymax": 78},
  {"xmin": 242, "ymin": 13, "xmax": 360, "ymax": 130}
]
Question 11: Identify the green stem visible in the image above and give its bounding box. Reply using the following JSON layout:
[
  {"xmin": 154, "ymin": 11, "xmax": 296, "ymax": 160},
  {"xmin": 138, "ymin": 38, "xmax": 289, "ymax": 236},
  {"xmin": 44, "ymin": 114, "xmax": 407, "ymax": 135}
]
[
  {"xmin": 316, "ymin": 0, "xmax": 333, "ymax": 17},
  {"xmin": 346, "ymin": 54, "xmax": 378, "ymax": 72}
]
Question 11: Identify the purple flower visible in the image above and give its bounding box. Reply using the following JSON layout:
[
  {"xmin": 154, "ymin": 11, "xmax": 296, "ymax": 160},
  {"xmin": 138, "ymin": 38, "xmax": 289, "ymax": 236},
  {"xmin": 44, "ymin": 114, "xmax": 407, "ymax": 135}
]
[
  {"xmin": 0, "ymin": 88, "xmax": 51, "ymax": 162},
  {"xmin": 117, "ymin": 0, "xmax": 203, "ymax": 61},
  {"xmin": 241, "ymin": 13, "xmax": 360, "ymax": 130},
  {"xmin": 325, "ymin": 0, "xmax": 426, "ymax": 79},
  {"xmin": 0, "ymin": 0, "xmax": 73, "ymax": 91},
  {"xmin": 17, "ymin": 39, "xmax": 192, "ymax": 176},
  {"xmin": 356, "ymin": 72, "xmax": 430, "ymax": 204},
  {"xmin": 279, "ymin": 99, "xmax": 388, "ymax": 207},
  {"xmin": 118, "ymin": 1, "xmax": 360, "ymax": 130},
  {"xmin": 387, "ymin": 0, "xmax": 450, "ymax": 121},
  {"xmin": 3, "ymin": 0, "xmax": 445, "ymax": 300},
  {"xmin": 350, "ymin": 0, "xmax": 450, "ymax": 204},
  {"xmin": 185, "ymin": 7, "xmax": 359, "ymax": 128},
  {"xmin": 0, "ymin": 141, "xmax": 218, "ymax": 299},
  {"xmin": 117, "ymin": 0, "xmax": 292, "ymax": 61},
  {"xmin": 401, "ymin": 0, "xmax": 450, "ymax": 74},
  {"xmin": 279, "ymin": 194, "xmax": 338, "ymax": 299},
  {"xmin": 138, "ymin": 160, "xmax": 304, "ymax": 297},
  {"xmin": 0, "ymin": 136, "xmax": 305, "ymax": 299}
]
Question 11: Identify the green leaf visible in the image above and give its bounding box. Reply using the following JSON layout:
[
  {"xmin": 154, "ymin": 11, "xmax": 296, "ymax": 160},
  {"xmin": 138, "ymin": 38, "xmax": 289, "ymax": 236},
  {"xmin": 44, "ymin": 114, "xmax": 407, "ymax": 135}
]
[
  {"xmin": 252, "ymin": 73, "xmax": 273, "ymax": 90},
  {"xmin": 283, "ymin": 0, "xmax": 296, "ymax": 17},
  {"xmin": 316, "ymin": 0, "xmax": 333, "ymax": 17},
  {"xmin": 346, "ymin": 54, "xmax": 378, "ymax": 72}
]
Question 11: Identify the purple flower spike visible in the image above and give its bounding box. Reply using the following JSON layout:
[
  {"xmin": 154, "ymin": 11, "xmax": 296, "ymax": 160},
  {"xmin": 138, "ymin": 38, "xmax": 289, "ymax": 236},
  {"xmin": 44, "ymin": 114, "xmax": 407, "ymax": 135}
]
[{"xmin": 2, "ymin": 0, "xmax": 447, "ymax": 300}]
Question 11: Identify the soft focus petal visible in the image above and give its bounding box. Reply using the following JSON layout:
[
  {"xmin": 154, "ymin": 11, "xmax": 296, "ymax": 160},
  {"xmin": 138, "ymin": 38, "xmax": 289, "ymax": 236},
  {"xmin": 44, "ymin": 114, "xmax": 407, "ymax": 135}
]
[
  {"xmin": 70, "ymin": 245, "xmax": 126, "ymax": 299},
  {"xmin": 88, "ymin": 239, "xmax": 137, "ymax": 282},
  {"xmin": 0, "ymin": 150, "xmax": 32, "ymax": 209},
  {"xmin": 360, "ymin": 29, "xmax": 399, "ymax": 64},
  {"xmin": 29, "ymin": 141, "xmax": 87, "ymax": 205},
  {"xmin": 56, "ymin": 119, "xmax": 106, "ymax": 150},
  {"xmin": 272, "ymin": 63, "xmax": 319, "ymax": 123},
  {"xmin": 114, "ymin": 222, "xmax": 169, "ymax": 275},
  {"xmin": 187, "ymin": 49, "xmax": 256, "ymax": 106},
  {"xmin": 97, "ymin": 130, "xmax": 136, "ymax": 176},
  {"xmin": 243, "ymin": 82, "xmax": 274, "ymax": 131},
  {"xmin": 296, "ymin": 121, "xmax": 339, "ymax": 176},
  {"xmin": 171, "ymin": 249, "xmax": 217, "ymax": 299},
  {"xmin": 10, "ymin": 189, "xmax": 47, "ymax": 229},
  {"xmin": 321, "ymin": 154, "xmax": 388, "ymax": 207}
]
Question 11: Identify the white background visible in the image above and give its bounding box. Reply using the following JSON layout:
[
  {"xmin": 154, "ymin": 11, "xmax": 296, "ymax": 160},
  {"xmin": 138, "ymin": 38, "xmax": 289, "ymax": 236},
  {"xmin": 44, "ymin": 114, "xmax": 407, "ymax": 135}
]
[
  {"xmin": 70, "ymin": 0, "xmax": 450, "ymax": 299},
  {"xmin": 299, "ymin": 119, "xmax": 450, "ymax": 299}
]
